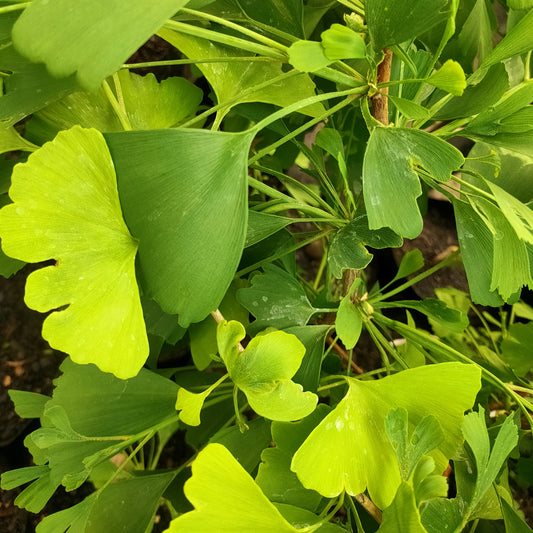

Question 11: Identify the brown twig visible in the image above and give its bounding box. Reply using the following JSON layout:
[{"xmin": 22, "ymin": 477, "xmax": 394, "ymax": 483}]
[
  {"xmin": 326, "ymin": 336, "xmax": 364, "ymax": 375},
  {"xmin": 210, "ymin": 309, "xmax": 244, "ymax": 352},
  {"xmin": 355, "ymin": 493, "xmax": 383, "ymax": 523},
  {"xmin": 371, "ymin": 47, "xmax": 393, "ymax": 125}
]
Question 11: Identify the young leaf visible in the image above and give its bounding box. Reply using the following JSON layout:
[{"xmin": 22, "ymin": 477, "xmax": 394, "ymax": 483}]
[
  {"xmin": 388, "ymin": 95, "xmax": 431, "ymax": 120},
  {"xmin": 12, "ymin": 0, "xmax": 189, "ymax": 91},
  {"xmin": 335, "ymin": 284, "xmax": 363, "ymax": 350},
  {"xmin": 288, "ymin": 40, "xmax": 333, "ymax": 72},
  {"xmin": 237, "ymin": 264, "xmax": 320, "ymax": 334},
  {"xmin": 427, "ymin": 60, "xmax": 467, "ymax": 96},
  {"xmin": 106, "ymin": 128, "xmax": 255, "ymax": 327},
  {"xmin": 320, "ymin": 24, "xmax": 366, "ymax": 60},
  {"xmin": 0, "ymin": 126, "xmax": 149, "ymax": 379},
  {"xmin": 394, "ymin": 249, "xmax": 425, "ymax": 281},
  {"xmin": 176, "ymin": 387, "xmax": 212, "ymax": 427},
  {"xmin": 366, "ymin": 0, "xmax": 449, "ymax": 50},
  {"xmin": 219, "ymin": 323, "xmax": 318, "ymax": 421},
  {"xmin": 291, "ymin": 363, "xmax": 481, "ymax": 509},
  {"xmin": 363, "ymin": 128, "xmax": 464, "ymax": 238},
  {"xmin": 462, "ymin": 410, "xmax": 519, "ymax": 510},
  {"xmin": 166, "ymin": 443, "xmax": 301, "ymax": 533}
]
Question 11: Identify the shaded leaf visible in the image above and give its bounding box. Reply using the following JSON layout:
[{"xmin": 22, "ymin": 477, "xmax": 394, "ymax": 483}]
[
  {"xmin": 388, "ymin": 96, "xmax": 431, "ymax": 120},
  {"xmin": 246, "ymin": 211, "xmax": 294, "ymax": 248},
  {"xmin": 275, "ymin": 503, "xmax": 347, "ymax": 532},
  {"xmin": 167, "ymin": 443, "xmax": 300, "ymax": 532},
  {"xmin": 366, "ymin": 0, "xmax": 449, "ymax": 50},
  {"xmin": 454, "ymin": 199, "xmax": 505, "ymax": 306},
  {"xmin": 427, "ymin": 60, "xmax": 466, "ymax": 96},
  {"xmin": 501, "ymin": 497, "xmax": 533, "ymax": 533},
  {"xmin": 13, "ymin": 0, "xmax": 188, "ymax": 90},
  {"xmin": 377, "ymin": 482, "xmax": 428, "ymax": 533},
  {"xmin": 35, "ymin": 71, "xmax": 203, "ymax": 133},
  {"xmin": 0, "ymin": 126, "xmax": 148, "ymax": 379},
  {"xmin": 363, "ymin": 127, "xmax": 464, "ymax": 238},
  {"xmin": 160, "ymin": 29, "xmax": 324, "ymax": 118},
  {"xmin": 256, "ymin": 405, "xmax": 329, "ymax": 512},
  {"xmin": 237, "ymin": 264, "xmax": 319, "ymax": 334},
  {"xmin": 462, "ymin": 410, "xmax": 518, "ymax": 510},
  {"xmin": 0, "ymin": 44, "xmax": 77, "ymax": 127},
  {"xmin": 328, "ymin": 215, "xmax": 403, "ymax": 279},
  {"xmin": 106, "ymin": 128, "xmax": 254, "ymax": 327},
  {"xmin": 291, "ymin": 363, "xmax": 481, "ymax": 508},
  {"xmin": 8, "ymin": 390, "xmax": 49, "ymax": 419},
  {"xmin": 500, "ymin": 322, "xmax": 533, "ymax": 377},
  {"xmin": 335, "ymin": 283, "xmax": 363, "ymax": 350},
  {"xmin": 395, "ymin": 249, "xmax": 425, "ymax": 281}
]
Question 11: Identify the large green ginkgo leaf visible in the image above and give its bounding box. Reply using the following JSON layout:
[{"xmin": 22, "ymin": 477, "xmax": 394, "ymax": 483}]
[
  {"xmin": 0, "ymin": 126, "xmax": 148, "ymax": 379},
  {"xmin": 106, "ymin": 128, "xmax": 254, "ymax": 327},
  {"xmin": 166, "ymin": 443, "xmax": 300, "ymax": 532},
  {"xmin": 291, "ymin": 363, "xmax": 481, "ymax": 509},
  {"xmin": 12, "ymin": 0, "xmax": 190, "ymax": 91},
  {"xmin": 363, "ymin": 127, "xmax": 464, "ymax": 239}
]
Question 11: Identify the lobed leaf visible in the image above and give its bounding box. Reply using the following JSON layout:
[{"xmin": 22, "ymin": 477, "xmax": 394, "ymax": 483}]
[
  {"xmin": 0, "ymin": 126, "xmax": 148, "ymax": 379},
  {"xmin": 291, "ymin": 363, "xmax": 481, "ymax": 509},
  {"xmin": 363, "ymin": 127, "xmax": 464, "ymax": 238},
  {"xmin": 166, "ymin": 443, "xmax": 300, "ymax": 532}
]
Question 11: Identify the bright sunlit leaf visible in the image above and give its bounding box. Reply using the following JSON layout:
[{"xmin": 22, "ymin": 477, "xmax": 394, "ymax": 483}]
[
  {"xmin": 427, "ymin": 60, "xmax": 467, "ymax": 96},
  {"xmin": 0, "ymin": 126, "xmax": 148, "ymax": 379},
  {"xmin": 288, "ymin": 40, "xmax": 333, "ymax": 72},
  {"xmin": 218, "ymin": 321, "xmax": 318, "ymax": 421},
  {"xmin": 291, "ymin": 363, "xmax": 481, "ymax": 509},
  {"xmin": 166, "ymin": 443, "xmax": 301, "ymax": 533}
]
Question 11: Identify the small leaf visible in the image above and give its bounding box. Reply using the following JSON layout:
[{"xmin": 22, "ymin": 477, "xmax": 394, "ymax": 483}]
[
  {"xmin": 462, "ymin": 410, "xmax": 518, "ymax": 510},
  {"xmin": 167, "ymin": 443, "xmax": 300, "ymax": 533},
  {"xmin": 335, "ymin": 284, "xmax": 363, "ymax": 350},
  {"xmin": 395, "ymin": 249, "xmax": 425, "ymax": 281},
  {"xmin": 388, "ymin": 95, "xmax": 431, "ymax": 120},
  {"xmin": 246, "ymin": 211, "xmax": 293, "ymax": 248},
  {"xmin": 176, "ymin": 388, "xmax": 212, "ymax": 427},
  {"xmin": 288, "ymin": 40, "xmax": 333, "ymax": 72},
  {"xmin": 291, "ymin": 363, "xmax": 481, "ymax": 508},
  {"xmin": 428, "ymin": 60, "xmax": 467, "ymax": 96},
  {"xmin": 320, "ymin": 24, "xmax": 366, "ymax": 60},
  {"xmin": 217, "ymin": 319, "xmax": 246, "ymax": 371},
  {"xmin": 13, "ymin": 0, "xmax": 189, "ymax": 90},
  {"xmin": 0, "ymin": 126, "xmax": 148, "ymax": 379}
]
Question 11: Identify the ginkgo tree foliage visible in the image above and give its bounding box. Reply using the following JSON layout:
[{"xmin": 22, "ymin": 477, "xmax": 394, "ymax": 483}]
[{"xmin": 0, "ymin": 0, "xmax": 532, "ymax": 532}]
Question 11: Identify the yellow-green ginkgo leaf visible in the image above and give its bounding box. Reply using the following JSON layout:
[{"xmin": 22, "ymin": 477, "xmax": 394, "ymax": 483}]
[
  {"xmin": 291, "ymin": 363, "xmax": 481, "ymax": 509},
  {"xmin": 0, "ymin": 125, "xmax": 148, "ymax": 379},
  {"xmin": 166, "ymin": 443, "xmax": 300, "ymax": 533}
]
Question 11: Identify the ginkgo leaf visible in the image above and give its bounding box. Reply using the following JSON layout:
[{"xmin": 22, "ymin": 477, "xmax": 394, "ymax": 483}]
[
  {"xmin": 363, "ymin": 127, "xmax": 464, "ymax": 238},
  {"xmin": 291, "ymin": 363, "xmax": 481, "ymax": 509},
  {"xmin": 175, "ymin": 388, "xmax": 212, "ymax": 427},
  {"xmin": 218, "ymin": 322, "xmax": 318, "ymax": 421},
  {"xmin": 0, "ymin": 126, "xmax": 148, "ymax": 379},
  {"xmin": 166, "ymin": 443, "xmax": 300, "ymax": 533},
  {"xmin": 427, "ymin": 60, "xmax": 467, "ymax": 96}
]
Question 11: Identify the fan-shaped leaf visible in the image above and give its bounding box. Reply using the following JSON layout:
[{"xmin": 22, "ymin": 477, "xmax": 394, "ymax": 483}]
[
  {"xmin": 12, "ymin": 0, "xmax": 189, "ymax": 90},
  {"xmin": 291, "ymin": 363, "xmax": 481, "ymax": 509},
  {"xmin": 166, "ymin": 443, "xmax": 300, "ymax": 533},
  {"xmin": 0, "ymin": 126, "xmax": 148, "ymax": 379}
]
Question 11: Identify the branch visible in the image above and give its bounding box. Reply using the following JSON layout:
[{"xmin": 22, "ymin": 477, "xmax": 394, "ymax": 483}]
[{"xmin": 371, "ymin": 48, "xmax": 393, "ymax": 125}]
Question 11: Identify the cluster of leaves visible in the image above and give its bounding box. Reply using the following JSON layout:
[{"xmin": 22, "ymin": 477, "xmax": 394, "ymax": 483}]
[{"xmin": 0, "ymin": 0, "xmax": 532, "ymax": 532}]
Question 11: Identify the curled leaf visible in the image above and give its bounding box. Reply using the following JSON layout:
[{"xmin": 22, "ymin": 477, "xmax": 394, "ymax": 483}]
[{"xmin": 0, "ymin": 126, "xmax": 148, "ymax": 379}]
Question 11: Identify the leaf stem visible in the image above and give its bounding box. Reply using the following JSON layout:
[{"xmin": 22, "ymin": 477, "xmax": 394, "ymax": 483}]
[
  {"xmin": 122, "ymin": 56, "xmax": 279, "ymax": 69},
  {"xmin": 179, "ymin": 7, "xmax": 289, "ymax": 53},
  {"xmin": 163, "ymin": 20, "xmax": 286, "ymax": 60},
  {"xmin": 102, "ymin": 79, "xmax": 132, "ymax": 131}
]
